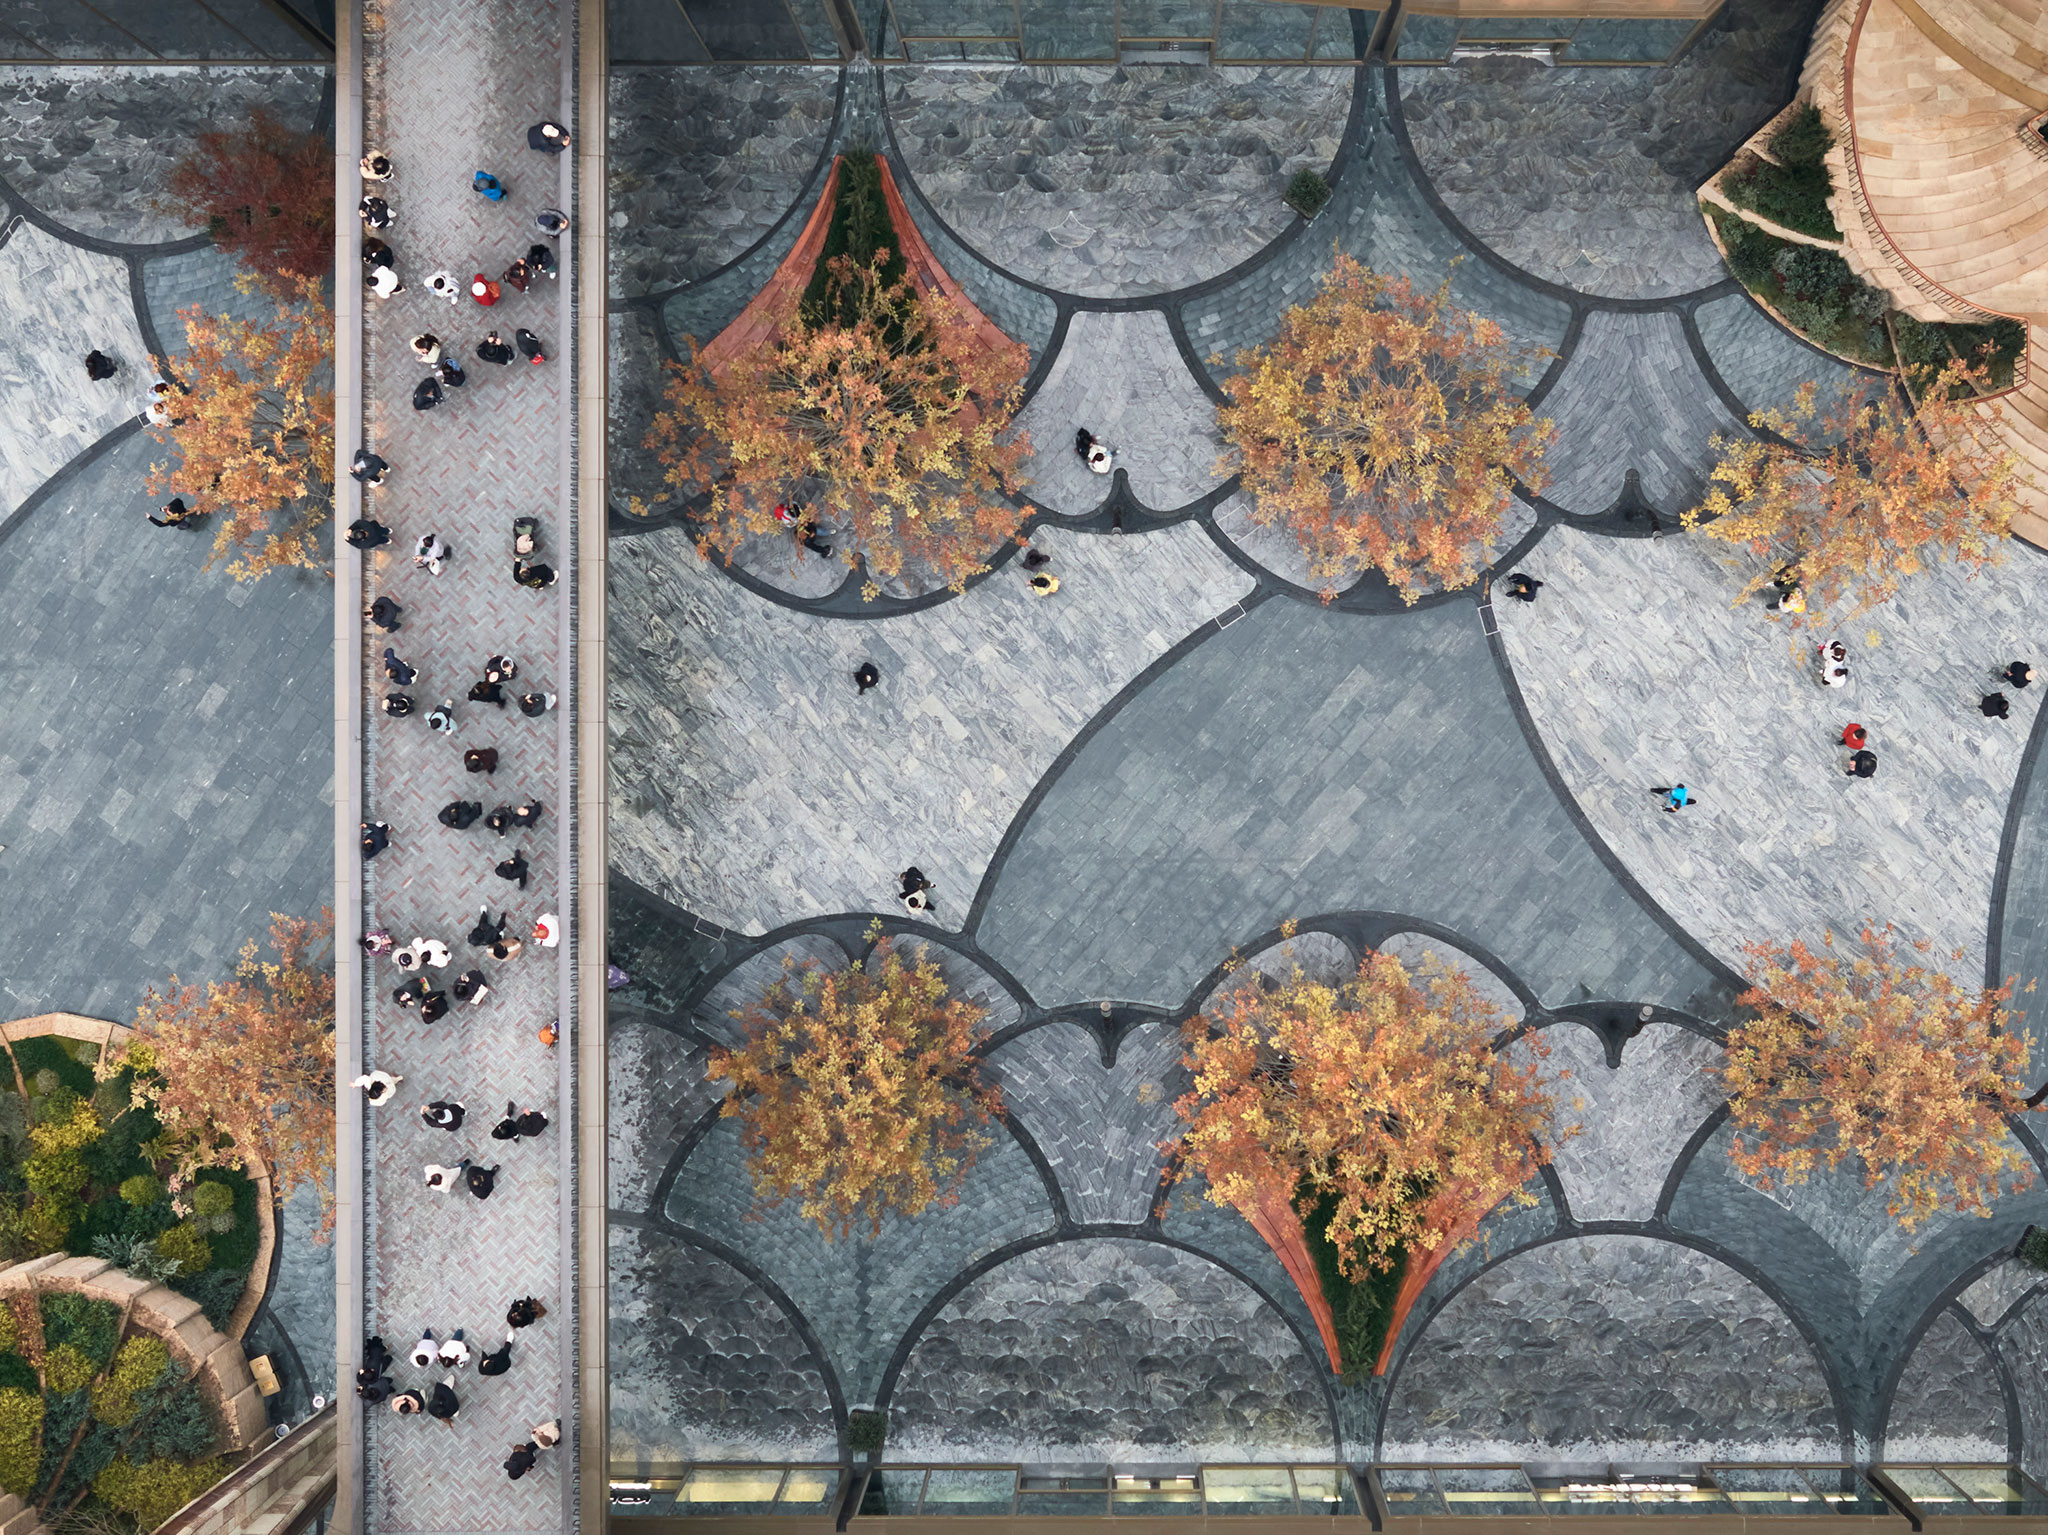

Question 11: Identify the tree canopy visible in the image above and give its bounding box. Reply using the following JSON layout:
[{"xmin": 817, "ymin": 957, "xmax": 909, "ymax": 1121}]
[
  {"xmin": 1721, "ymin": 927, "xmax": 2037, "ymax": 1226},
  {"xmin": 1215, "ymin": 254, "xmax": 1553, "ymax": 601},
  {"xmin": 163, "ymin": 106, "xmax": 333, "ymax": 295}
]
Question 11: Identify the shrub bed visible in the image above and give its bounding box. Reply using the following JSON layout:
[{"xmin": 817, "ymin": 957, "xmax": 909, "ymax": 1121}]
[
  {"xmin": 1722, "ymin": 157, "xmax": 1842, "ymax": 241},
  {"xmin": 1709, "ymin": 207, "xmax": 1893, "ymax": 367},
  {"xmin": 0, "ymin": 1036, "xmax": 256, "ymax": 1332},
  {"xmin": 1892, "ymin": 311, "xmax": 2026, "ymax": 397},
  {"xmin": 0, "ymin": 1292, "xmax": 224, "ymax": 1530},
  {"xmin": 1300, "ymin": 1186, "xmax": 1408, "ymax": 1383},
  {"xmin": 800, "ymin": 152, "xmax": 907, "ymax": 333}
]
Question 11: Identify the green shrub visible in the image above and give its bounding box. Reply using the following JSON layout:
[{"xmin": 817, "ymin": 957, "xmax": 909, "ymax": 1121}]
[
  {"xmin": 120, "ymin": 1175, "xmax": 164, "ymax": 1209},
  {"xmin": 169, "ymin": 1269, "xmax": 243, "ymax": 1333},
  {"xmin": 190, "ymin": 1182, "xmax": 232, "ymax": 1220},
  {"xmin": 1300, "ymin": 1185, "xmax": 1410, "ymax": 1383},
  {"xmin": 1770, "ymin": 103, "xmax": 1833, "ymax": 168},
  {"xmin": 0, "ymin": 1355, "xmax": 33, "ymax": 1395},
  {"xmin": 0, "ymin": 1387, "xmax": 42, "ymax": 1496},
  {"xmin": 1725, "ymin": 221, "xmax": 1778, "ymax": 291},
  {"xmin": 52, "ymin": 1420, "xmax": 121, "ymax": 1511},
  {"xmin": 82, "ymin": 1091, "xmax": 159, "ymax": 1192},
  {"xmin": 1284, "ymin": 168, "xmax": 1332, "ymax": 220},
  {"xmin": 13, "ymin": 1038, "xmax": 96, "ymax": 1099},
  {"xmin": 41, "ymin": 1294, "xmax": 120, "ymax": 1369},
  {"xmin": 847, "ymin": 1409, "xmax": 886, "ymax": 1453},
  {"xmin": 2019, "ymin": 1225, "xmax": 2048, "ymax": 1271},
  {"xmin": 43, "ymin": 1343, "xmax": 95, "ymax": 1396},
  {"xmin": 0, "ymin": 1302, "xmax": 16, "ymax": 1355},
  {"xmin": 800, "ymin": 151, "xmax": 908, "ymax": 333},
  {"xmin": 92, "ymin": 1336, "xmax": 170, "ymax": 1428},
  {"xmin": 36, "ymin": 1385, "xmax": 87, "ymax": 1494},
  {"xmin": 130, "ymin": 1372, "xmax": 217, "ymax": 1463},
  {"xmin": 152, "ymin": 1223, "xmax": 210, "ymax": 1278},
  {"xmin": 1723, "ymin": 158, "xmax": 1841, "ymax": 241},
  {"xmin": 198, "ymin": 1172, "xmax": 259, "ymax": 1278},
  {"xmin": 94, "ymin": 1455, "xmax": 226, "ymax": 1532}
]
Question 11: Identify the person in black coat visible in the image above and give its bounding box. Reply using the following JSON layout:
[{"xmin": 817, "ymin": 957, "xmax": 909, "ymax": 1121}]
[
  {"xmin": 465, "ymin": 1162, "xmax": 499, "ymax": 1198},
  {"xmin": 359, "ymin": 195, "xmax": 391, "ymax": 229},
  {"xmin": 439, "ymin": 799, "xmax": 483, "ymax": 829},
  {"xmin": 527, "ymin": 120, "xmax": 570, "ymax": 152},
  {"xmin": 470, "ymin": 906, "xmax": 507, "ymax": 947},
  {"xmin": 480, "ymin": 1337, "xmax": 513, "ymax": 1376},
  {"xmin": 383, "ymin": 648, "xmax": 417, "ymax": 685},
  {"xmin": 419, "ymin": 991, "xmax": 449, "ymax": 1024},
  {"xmin": 468, "ymin": 679, "xmax": 506, "ymax": 708},
  {"xmin": 452, "ymin": 968, "xmax": 491, "ymax": 1005},
  {"xmin": 515, "ymin": 328, "xmax": 546, "ymax": 364},
  {"xmin": 1982, "ymin": 692, "xmax": 2012, "ymax": 719},
  {"xmin": 382, "ymin": 694, "xmax": 413, "ymax": 718},
  {"xmin": 364, "ymin": 1335, "xmax": 395, "ymax": 1375},
  {"xmin": 351, "ymin": 449, "xmax": 390, "ymax": 484},
  {"xmin": 357, "ymin": 1374, "xmax": 395, "ymax": 1403},
  {"xmin": 427, "ymin": 1378, "xmax": 460, "ymax": 1422},
  {"xmin": 513, "ymin": 560, "xmax": 556, "ymax": 589},
  {"xmin": 148, "ymin": 498, "xmax": 197, "ymax": 529},
  {"xmin": 85, "ymin": 349, "xmax": 117, "ymax": 381},
  {"xmin": 494, "ymin": 851, "xmax": 529, "ymax": 889},
  {"xmin": 465, "ymin": 747, "xmax": 498, "ymax": 775},
  {"xmin": 420, "ymin": 1100, "xmax": 464, "ymax": 1130},
  {"xmin": 506, "ymin": 1295, "xmax": 546, "ymax": 1330},
  {"xmin": 361, "ymin": 821, "xmax": 390, "ymax": 859},
  {"xmin": 369, "ymin": 596, "xmax": 403, "ymax": 631},
  {"xmin": 1846, "ymin": 749, "xmax": 1878, "ymax": 778},
  {"xmin": 505, "ymin": 1440, "xmax": 537, "ymax": 1479},
  {"xmin": 476, "ymin": 331, "xmax": 514, "ymax": 366},
  {"xmin": 347, "ymin": 518, "xmax": 391, "ymax": 549},
  {"xmin": 435, "ymin": 358, "xmax": 466, "ymax": 389},
  {"xmin": 413, "ymin": 376, "xmax": 443, "ymax": 412},
  {"xmin": 393, "ymin": 977, "xmax": 429, "ymax": 1009}
]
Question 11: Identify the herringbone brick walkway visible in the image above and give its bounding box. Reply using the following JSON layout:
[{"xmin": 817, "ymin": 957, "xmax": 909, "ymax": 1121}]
[{"xmin": 356, "ymin": 0, "xmax": 574, "ymax": 1528}]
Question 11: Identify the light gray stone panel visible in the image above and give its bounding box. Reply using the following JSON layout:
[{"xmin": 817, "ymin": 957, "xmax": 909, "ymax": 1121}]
[
  {"xmin": 693, "ymin": 934, "xmax": 854, "ymax": 1047},
  {"xmin": 886, "ymin": 1238, "xmax": 1333, "ymax": 1462},
  {"xmin": 1997, "ymin": 1290, "xmax": 2048, "ymax": 1483},
  {"xmin": 609, "ymin": 519, "xmax": 1254, "ymax": 937},
  {"xmin": 889, "ymin": 66, "xmax": 1353, "ymax": 299},
  {"xmin": 609, "ymin": 1223, "xmax": 840, "ymax": 1469},
  {"xmin": 1513, "ymin": 1020, "xmax": 1724, "ymax": 1225},
  {"xmin": 1377, "ymin": 930, "xmax": 1525, "ymax": 1023},
  {"xmin": 1962, "ymin": 1259, "xmax": 2044, "ymax": 1331},
  {"xmin": 1496, "ymin": 523, "xmax": 2048, "ymax": 988},
  {"xmin": 984, "ymin": 1020, "xmax": 1187, "ymax": 1226},
  {"xmin": 0, "ymin": 220, "xmax": 148, "ymax": 521},
  {"xmin": 609, "ymin": 1018, "xmax": 722, "ymax": 1214},
  {"xmin": 1381, "ymin": 1234, "xmax": 1837, "ymax": 1461},
  {"xmin": 1210, "ymin": 489, "xmax": 1536, "ymax": 598},
  {"xmin": 1011, "ymin": 309, "xmax": 1226, "ymax": 515},
  {"xmin": 1881, "ymin": 1308, "xmax": 2006, "ymax": 1462}
]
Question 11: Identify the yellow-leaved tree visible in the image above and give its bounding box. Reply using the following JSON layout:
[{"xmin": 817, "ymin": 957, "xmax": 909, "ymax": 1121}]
[
  {"xmin": 1215, "ymin": 253, "xmax": 1553, "ymax": 601},
  {"xmin": 710, "ymin": 939, "xmax": 1001, "ymax": 1237},
  {"xmin": 147, "ymin": 274, "xmax": 333, "ymax": 581},
  {"xmin": 646, "ymin": 253, "xmax": 1031, "ymax": 593},
  {"xmin": 1721, "ymin": 927, "xmax": 2038, "ymax": 1226},
  {"xmin": 1173, "ymin": 950, "xmax": 1562, "ymax": 1281},
  {"xmin": 1685, "ymin": 362, "xmax": 2021, "ymax": 613}
]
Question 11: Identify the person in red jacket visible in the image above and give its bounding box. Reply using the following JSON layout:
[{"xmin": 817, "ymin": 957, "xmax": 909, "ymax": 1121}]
[{"xmin": 470, "ymin": 273, "xmax": 500, "ymax": 306}]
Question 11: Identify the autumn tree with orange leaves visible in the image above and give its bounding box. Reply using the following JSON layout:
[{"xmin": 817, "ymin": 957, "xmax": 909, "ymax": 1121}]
[
  {"xmin": 103, "ymin": 913, "xmax": 335, "ymax": 1225},
  {"xmin": 148, "ymin": 275, "xmax": 333, "ymax": 581},
  {"xmin": 1173, "ymin": 950, "xmax": 1562, "ymax": 1281},
  {"xmin": 1215, "ymin": 254, "xmax": 1553, "ymax": 601},
  {"xmin": 164, "ymin": 106, "xmax": 333, "ymax": 295},
  {"xmin": 1685, "ymin": 362, "xmax": 2020, "ymax": 613},
  {"xmin": 1721, "ymin": 927, "xmax": 2039, "ymax": 1227},
  {"xmin": 646, "ymin": 253, "xmax": 1031, "ymax": 593},
  {"xmin": 710, "ymin": 939, "xmax": 1002, "ymax": 1237}
]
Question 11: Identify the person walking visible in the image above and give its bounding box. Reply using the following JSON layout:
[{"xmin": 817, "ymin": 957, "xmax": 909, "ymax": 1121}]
[
  {"xmin": 1847, "ymin": 748, "xmax": 1879, "ymax": 778},
  {"xmin": 536, "ymin": 208, "xmax": 569, "ymax": 237},
  {"xmin": 470, "ymin": 906, "xmax": 508, "ymax": 947},
  {"xmin": 1028, "ymin": 572, "xmax": 1059, "ymax": 597},
  {"xmin": 350, "ymin": 449, "xmax": 390, "ymax": 485},
  {"xmin": 505, "ymin": 1441, "xmax": 538, "ymax": 1480},
  {"xmin": 360, "ymin": 150, "xmax": 394, "ymax": 181},
  {"xmin": 514, "ymin": 559, "xmax": 557, "ymax": 588},
  {"xmin": 506, "ymin": 1296, "xmax": 547, "ymax": 1330},
  {"xmin": 369, "ymin": 596, "xmax": 403, "ymax": 631},
  {"xmin": 410, "ymin": 334, "xmax": 441, "ymax": 364},
  {"xmin": 439, "ymin": 799, "xmax": 483, "ymax": 829},
  {"xmin": 470, "ymin": 273, "xmax": 502, "ymax": 307},
  {"xmin": 465, "ymin": 746, "xmax": 498, "ymax": 774},
  {"xmin": 515, "ymin": 328, "xmax": 547, "ymax": 365},
  {"xmin": 427, "ymin": 699, "xmax": 457, "ymax": 735},
  {"xmin": 524, "ymin": 243, "xmax": 557, "ymax": 280},
  {"xmin": 392, "ymin": 977, "xmax": 428, "ymax": 1009},
  {"xmin": 148, "ymin": 497, "xmax": 200, "ymax": 529},
  {"xmin": 479, "ymin": 1337, "xmax": 513, "ymax": 1376},
  {"xmin": 418, "ymin": 990, "xmax": 449, "ymax": 1023},
  {"xmin": 477, "ymin": 330, "xmax": 514, "ymax": 366},
  {"xmin": 437, "ymin": 1331, "xmax": 471, "ymax": 1370},
  {"xmin": 452, "ymin": 968, "xmax": 491, "ymax": 1005},
  {"xmin": 495, "ymin": 851, "xmax": 529, "ymax": 889},
  {"xmin": 502, "ymin": 256, "xmax": 532, "ymax": 294},
  {"xmin": 417, "ymin": 937, "xmax": 451, "ymax": 967},
  {"xmin": 352, "ymin": 1071, "xmax": 402, "ymax": 1103},
  {"xmin": 412, "ymin": 376, "xmax": 443, "ymax": 412},
  {"xmin": 464, "ymin": 1162, "xmax": 500, "ymax": 1199},
  {"xmin": 414, "ymin": 533, "xmax": 449, "ymax": 574},
  {"xmin": 366, "ymin": 263, "xmax": 403, "ymax": 299},
  {"xmin": 532, "ymin": 1418, "xmax": 562, "ymax": 1449},
  {"xmin": 468, "ymin": 678, "xmax": 506, "ymax": 708},
  {"xmin": 390, "ymin": 1390, "xmax": 424, "ymax": 1416},
  {"xmin": 425, "ymin": 269, "xmax": 459, "ymax": 305},
  {"xmin": 347, "ymin": 517, "xmax": 391, "ymax": 549},
  {"xmin": 533, "ymin": 912, "xmax": 560, "ymax": 948},
  {"xmin": 361, "ymin": 821, "xmax": 390, "ymax": 859},
  {"xmin": 473, "ymin": 171, "xmax": 507, "ymax": 202},
  {"xmin": 485, "ymin": 654, "xmax": 518, "ymax": 682},
  {"xmin": 85, "ymin": 349, "xmax": 117, "ymax": 381},
  {"xmin": 409, "ymin": 1335, "xmax": 438, "ymax": 1373},
  {"xmin": 427, "ymin": 1377, "xmax": 460, "ymax": 1423},
  {"xmin": 421, "ymin": 1100, "xmax": 465, "ymax": 1131},
  {"xmin": 2004, "ymin": 662, "xmax": 2036, "ymax": 689},
  {"xmin": 1842, "ymin": 723, "xmax": 1867, "ymax": 749},
  {"xmin": 1504, "ymin": 573, "xmax": 1542, "ymax": 603},
  {"xmin": 435, "ymin": 357, "xmax": 466, "ymax": 389},
  {"xmin": 899, "ymin": 867, "xmax": 933, "ymax": 914},
  {"xmin": 1818, "ymin": 641, "xmax": 1849, "ymax": 688},
  {"xmin": 485, "ymin": 803, "xmax": 513, "ymax": 837},
  {"xmin": 527, "ymin": 120, "xmax": 570, "ymax": 152},
  {"xmin": 1656, "ymin": 784, "xmax": 1693, "ymax": 813},
  {"xmin": 518, "ymin": 691, "xmax": 556, "ymax": 717},
  {"xmin": 1982, "ymin": 692, "xmax": 2012, "ymax": 718},
  {"xmin": 360, "ymin": 195, "xmax": 392, "ymax": 229},
  {"xmin": 855, "ymin": 661, "xmax": 880, "ymax": 695},
  {"xmin": 360, "ymin": 928, "xmax": 395, "ymax": 956},
  {"xmin": 512, "ymin": 798, "xmax": 544, "ymax": 831},
  {"xmin": 381, "ymin": 694, "xmax": 413, "ymax": 719},
  {"xmin": 358, "ymin": 1374, "xmax": 396, "ymax": 1404}
]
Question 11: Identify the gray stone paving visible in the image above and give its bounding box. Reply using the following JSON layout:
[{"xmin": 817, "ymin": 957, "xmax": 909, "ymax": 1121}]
[
  {"xmin": 263, "ymin": 1184, "xmax": 338, "ymax": 1411},
  {"xmin": 609, "ymin": 1223, "xmax": 839, "ymax": 1469},
  {"xmin": 0, "ymin": 427, "xmax": 332, "ymax": 1019},
  {"xmin": 974, "ymin": 595, "xmax": 1725, "ymax": 1014},
  {"xmin": 1963, "ymin": 1260, "xmax": 2043, "ymax": 1331},
  {"xmin": 0, "ymin": 66, "xmax": 328, "ymax": 244},
  {"xmin": 1380, "ymin": 1234, "xmax": 1838, "ymax": 1461},
  {"xmin": 142, "ymin": 241, "xmax": 276, "ymax": 358},
  {"xmin": 1376, "ymin": 930, "xmax": 1524, "ymax": 1023},
  {"xmin": 1693, "ymin": 289, "xmax": 1887, "ymax": 428},
  {"xmin": 608, "ymin": 520, "xmax": 1252, "ymax": 936},
  {"xmin": 666, "ymin": 1114, "xmax": 1057, "ymax": 1408},
  {"xmin": 1881, "ymin": 1308, "xmax": 2006, "ymax": 1461},
  {"xmin": 1995, "ymin": 650, "xmax": 2048, "ymax": 1095},
  {"xmin": 355, "ymin": 0, "xmax": 573, "ymax": 1524},
  {"xmin": 1996, "ymin": 1293, "xmax": 2048, "ymax": 1482},
  {"xmin": 690, "ymin": 933, "xmax": 853, "ymax": 1047},
  {"xmin": 982, "ymin": 1020, "xmax": 1187, "ymax": 1227},
  {"xmin": 1535, "ymin": 310, "xmax": 1746, "ymax": 517},
  {"xmin": 887, "ymin": 66, "xmax": 1352, "ymax": 299},
  {"xmin": 1181, "ymin": 75, "xmax": 1571, "ymax": 394},
  {"xmin": 0, "ymin": 218, "xmax": 148, "ymax": 520},
  {"xmin": 885, "ymin": 1238, "xmax": 1332, "ymax": 1463},
  {"xmin": 608, "ymin": 65, "xmax": 840, "ymax": 300},
  {"xmin": 1011, "ymin": 310, "xmax": 1224, "ymax": 515},
  {"xmin": 1498, "ymin": 523, "xmax": 2048, "ymax": 987},
  {"xmin": 1395, "ymin": 0, "xmax": 1817, "ymax": 299},
  {"xmin": 608, "ymin": 1016, "xmax": 721, "ymax": 1214},
  {"xmin": 1210, "ymin": 488, "xmax": 1537, "ymax": 597},
  {"xmin": 1514, "ymin": 1021, "xmax": 1722, "ymax": 1225}
]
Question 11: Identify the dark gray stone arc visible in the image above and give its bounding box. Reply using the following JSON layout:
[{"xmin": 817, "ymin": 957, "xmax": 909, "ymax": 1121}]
[
  {"xmin": 866, "ymin": 1227, "xmax": 1344, "ymax": 1463},
  {"xmin": 0, "ymin": 415, "xmax": 143, "ymax": 555},
  {"xmin": 1873, "ymin": 1264, "xmax": 2030, "ymax": 1465},
  {"xmin": 611, "ymin": 1209, "xmax": 852, "ymax": 1462},
  {"xmin": 1654, "ymin": 1105, "xmax": 1733, "ymax": 1221},
  {"xmin": 0, "ymin": 171, "xmax": 210, "ymax": 261},
  {"xmin": 1378, "ymin": 64, "xmax": 1741, "ymax": 320},
  {"xmin": 1987, "ymin": 665, "xmax": 2048, "ymax": 992},
  {"xmin": 612, "ymin": 66, "xmax": 850, "ymax": 315}
]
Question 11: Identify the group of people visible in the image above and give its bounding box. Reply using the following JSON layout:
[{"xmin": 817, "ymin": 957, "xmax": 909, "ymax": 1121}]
[
  {"xmin": 352, "ymin": 1307, "xmax": 561, "ymax": 1477},
  {"xmin": 350, "ymin": 120, "xmax": 576, "ymax": 1486}
]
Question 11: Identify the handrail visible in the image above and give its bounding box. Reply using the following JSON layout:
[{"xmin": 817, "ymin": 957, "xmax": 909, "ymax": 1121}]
[{"xmin": 1833, "ymin": 0, "xmax": 2032, "ymax": 400}]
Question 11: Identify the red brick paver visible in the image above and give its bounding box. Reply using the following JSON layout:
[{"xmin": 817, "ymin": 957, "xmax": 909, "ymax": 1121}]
[{"xmin": 356, "ymin": 0, "xmax": 575, "ymax": 1528}]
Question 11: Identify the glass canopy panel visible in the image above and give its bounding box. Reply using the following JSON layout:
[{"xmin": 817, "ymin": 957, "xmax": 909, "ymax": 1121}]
[
  {"xmin": 922, "ymin": 1468, "xmax": 1018, "ymax": 1515},
  {"xmin": 1711, "ymin": 1468, "xmax": 1829, "ymax": 1515},
  {"xmin": 891, "ymin": 0, "xmax": 1015, "ymax": 33},
  {"xmin": 859, "ymin": 1469, "xmax": 923, "ymax": 1516},
  {"xmin": 1378, "ymin": 1468, "xmax": 1449, "ymax": 1516},
  {"xmin": 680, "ymin": 0, "xmax": 808, "ymax": 57},
  {"xmin": 1392, "ymin": 12, "xmax": 1457, "ymax": 58},
  {"xmin": 1203, "ymin": 1467, "xmax": 1297, "ymax": 1515},
  {"xmin": 776, "ymin": 1468, "xmax": 843, "ymax": 1512},
  {"xmin": 1119, "ymin": 0, "xmax": 1216, "ymax": 38},
  {"xmin": 1311, "ymin": 7, "xmax": 1374, "ymax": 58},
  {"xmin": 675, "ymin": 1468, "xmax": 787, "ymax": 1513},
  {"xmin": 1934, "ymin": 1466, "xmax": 2048, "ymax": 1514},
  {"xmin": 1456, "ymin": 14, "xmax": 1575, "ymax": 38},
  {"xmin": 1294, "ymin": 1468, "xmax": 1363, "ymax": 1515},
  {"xmin": 1438, "ymin": 1467, "xmax": 1543, "ymax": 1516}
]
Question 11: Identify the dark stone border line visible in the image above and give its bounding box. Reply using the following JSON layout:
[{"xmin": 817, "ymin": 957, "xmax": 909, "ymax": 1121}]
[
  {"xmin": 610, "ymin": 65, "xmax": 850, "ymax": 315},
  {"xmin": 1869, "ymin": 1255, "xmax": 2029, "ymax": 1464},
  {"xmin": 1984, "ymin": 658, "xmax": 2048, "ymax": 993},
  {"xmin": 866, "ymin": 1225, "xmax": 1345, "ymax": 1465},
  {"xmin": 1370, "ymin": 1219, "xmax": 1857, "ymax": 1463},
  {"xmin": 0, "ymin": 414, "xmax": 143, "ymax": 556},
  {"xmin": 0, "ymin": 170, "xmax": 211, "ymax": 261},
  {"xmin": 1653, "ymin": 1104, "xmax": 1733, "ymax": 1221},
  {"xmin": 611, "ymin": 1207, "xmax": 853, "ymax": 1460}
]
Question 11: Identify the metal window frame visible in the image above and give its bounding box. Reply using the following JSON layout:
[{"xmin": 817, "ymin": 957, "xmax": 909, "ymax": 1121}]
[{"xmin": 1384, "ymin": 3, "xmax": 1719, "ymax": 66}]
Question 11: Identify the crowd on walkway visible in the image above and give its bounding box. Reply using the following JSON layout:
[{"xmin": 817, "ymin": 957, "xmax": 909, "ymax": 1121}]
[{"xmin": 348, "ymin": 115, "xmax": 573, "ymax": 1487}]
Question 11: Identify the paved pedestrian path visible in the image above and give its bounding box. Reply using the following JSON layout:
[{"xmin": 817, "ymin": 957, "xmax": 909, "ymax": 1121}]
[{"xmin": 354, "ymin": 0, "xmax": 576, "ymax": 1525}]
